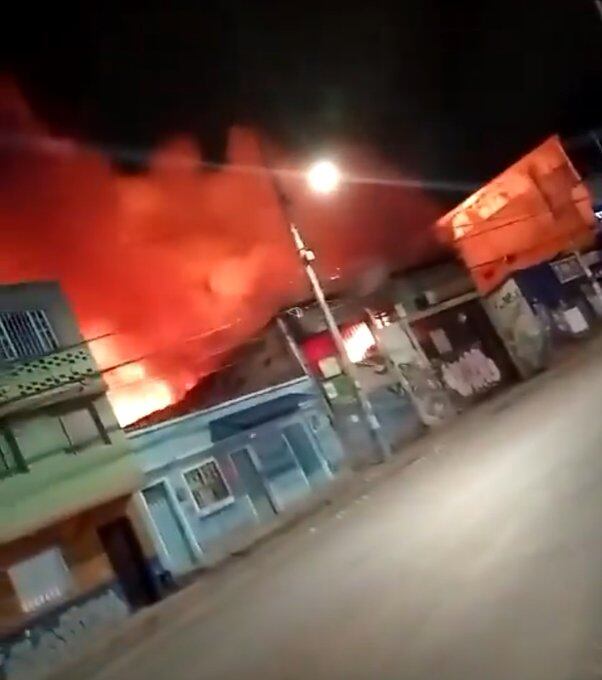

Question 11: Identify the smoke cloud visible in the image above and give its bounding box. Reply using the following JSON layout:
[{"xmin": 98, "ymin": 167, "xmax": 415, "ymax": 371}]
[{"xmin": 0, "ymin": 79, "xmax": 443, "ymax": 424}]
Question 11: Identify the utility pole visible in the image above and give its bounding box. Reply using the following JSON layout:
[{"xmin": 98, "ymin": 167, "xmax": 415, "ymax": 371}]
[
  {"xmin": 260, "ymin": 142, "xmax": 391, "ymax": 460},
  {"xmin": 276, "ymin": 314, "xmax": 334, "ymax": 420},
  {"xmin": 286, "ymin": 221, "xmax": 391, "ymax": 460}
]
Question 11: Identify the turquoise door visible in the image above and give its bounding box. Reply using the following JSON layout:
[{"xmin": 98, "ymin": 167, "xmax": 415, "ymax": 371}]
[
  {"xmin": 230, "ymin": 448, "xmax": 277, "ymax": 522},
  {"xmin": 283, "ymin": 422, "xmax": 329, "ymax": 485},
  {"xmin": 142, "ymin": 483, "xmax": 196, "ymax": 575}
]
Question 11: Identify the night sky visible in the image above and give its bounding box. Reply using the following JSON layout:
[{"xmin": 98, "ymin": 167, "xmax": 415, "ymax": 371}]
[{"xmin": 2, "ymin": 1, "xmax": 602, "ymax": 192}]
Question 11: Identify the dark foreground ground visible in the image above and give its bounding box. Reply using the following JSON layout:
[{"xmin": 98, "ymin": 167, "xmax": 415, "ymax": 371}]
[{"xmin": 59, "ymin": 340, "xmax": 602, "ymax": 680}]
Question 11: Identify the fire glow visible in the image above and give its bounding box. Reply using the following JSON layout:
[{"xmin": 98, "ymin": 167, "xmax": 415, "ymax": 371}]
[
  {"xmin": 342, "ymin": 322, "xmax": 376, "ymax": 363},
  {"xmin": 0, "ymin": 79, "xmax": 441, "ymax": 425},
  {"xmin": 106, "ymin": 374, "xmax": 173, "ymax": 427}
]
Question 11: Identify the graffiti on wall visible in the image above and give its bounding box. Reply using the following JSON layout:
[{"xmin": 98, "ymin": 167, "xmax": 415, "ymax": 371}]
[
  {"xmin": 483, "ymin": 278, "xmax": 547, "ymax": 378},
  {"xmin": 0, "ymin": 588, "xmax": 129, "ymax": 680},
  {"xmin": 441, "ymin": 347, "xmax": 501, "ymax": 398}
]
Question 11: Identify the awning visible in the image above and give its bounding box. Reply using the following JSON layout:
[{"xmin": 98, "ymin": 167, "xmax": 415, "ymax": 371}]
[{"xmin": 209, "ymin": 393, "xmax": 310, "ymax": 442}]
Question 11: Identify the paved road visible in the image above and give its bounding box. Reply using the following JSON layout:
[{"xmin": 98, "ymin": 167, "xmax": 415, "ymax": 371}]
[{"xmin": 72, "ymin": 346, "xmax": 602, "ymax": 680}]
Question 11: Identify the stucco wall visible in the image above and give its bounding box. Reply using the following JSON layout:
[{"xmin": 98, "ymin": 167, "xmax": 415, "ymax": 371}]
[
  {"xmin": 0, "ymin": 283, "xmax": 142, "ymax": 542},
  {"xmin": 0, "ymin": 437, "xmax": 141, "ymax": 544},
  {"xmin": 142, "ymin": 408, "xmax": 342, "ymax": 567},
  {"xmin": 132, "ymin": 380, "xmax": 345, "ymax": 572}
]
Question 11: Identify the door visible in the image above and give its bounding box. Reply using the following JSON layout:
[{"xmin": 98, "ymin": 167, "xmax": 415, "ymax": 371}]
[
  {"xmin": 230, "ymin": 448, "xmax": 277, "ymax": 521},
  {"xmin": 283, "ymin": 422, "xmax": 329, "ymax": 485},
  {"xmin": 98, "ymin": 518, "xmax": 159, "ymax": 609},
  {"xmin": 142, "ymin": 483, "xmax": 196, "ymax": 575},
  {"xmin": 252, "ymin": 432, "xmax": 310, "ymax": 509}
]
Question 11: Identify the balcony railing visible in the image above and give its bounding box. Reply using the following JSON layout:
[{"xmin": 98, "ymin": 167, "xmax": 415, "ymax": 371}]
[{"xmin": 0, "ymin": 346, "xmax": 104, "ymax": 412}]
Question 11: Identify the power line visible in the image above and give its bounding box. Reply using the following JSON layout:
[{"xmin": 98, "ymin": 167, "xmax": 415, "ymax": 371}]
[
  {"xmin": 464, "ymin": 224, "xmax": 594, "ymax": 272},
  {"xmin": 0, "ymin": 319, "xmax": 264, "ymax": 410},
  {"xmin": 445, "ymin": 195, "xmax": 593, "ymax": 244},
  {"xmin": 0, "ymin": 131, "xmax": 477, "ymax": 193},
  {"xmin": 3, "ymin": 129, "xmax": 594, "ymax": 250},
  {"xmin": 0, "ymin": 190, "xmax": 594, "ymax": 399},
  {"xmin": 0, "ymin": 346, "xmax": 301, "ymax": 464},
  {"xmin": 104, "ymin": 335, "xmax": 258, "ymax": 391},
  {"xmin": 3, "ymin": 130, "xmax": 598, "ymax": 253},
  {"xmin": 107, "ymin": 352, "xmax": 257, "ymax": 398},
  {"xmin": 0, "ymin": 318, "xmax": 241, "ymax": 370}
]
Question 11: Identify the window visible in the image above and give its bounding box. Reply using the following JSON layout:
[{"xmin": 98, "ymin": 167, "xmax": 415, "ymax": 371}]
[
  {"xmin": 551, "ymin": 255, "xmax": 589, "ymax": 284},
  {"xmin": 59, "ymin": 405, "xmax": 108, "ymax": 453},
  {"xmin": 371, "ymin": 311, "xmax": 394, "ymax": 329},
  {"xmin": 8, "ymin": 547, "xmax": 72, "ymax": 613},
  {"xmin": 0, "ymin": 309, "xmax": 58, "ymax": 361},
  {"xmin": 184, "ymin": 459, "xmax": 230, "ymax": 511}
]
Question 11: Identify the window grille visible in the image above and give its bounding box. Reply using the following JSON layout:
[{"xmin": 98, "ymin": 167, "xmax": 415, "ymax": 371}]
[
  {"xmin": 184, "ymin": 459, "xmax": 230, "ymax": 511},
  {"xmin": 0, "ymin": 310, "xmax": 59, "ymax": 361}
]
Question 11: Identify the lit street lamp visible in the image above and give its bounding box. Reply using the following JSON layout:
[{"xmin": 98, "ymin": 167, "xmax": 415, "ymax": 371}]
[
  {"xmin": 306, "ymin": 159, "xmax": 341, "ymax": 195},
  {"xmin": 264, "ymin": 151, "xmax": 391, "ymax": 461}
]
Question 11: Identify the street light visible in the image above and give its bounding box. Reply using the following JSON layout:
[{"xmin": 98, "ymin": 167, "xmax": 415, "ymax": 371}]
[
  {"xmin": 262, "ymin": 150, "xmax": 391, "ymax": 461},
  {"xmin": 306, "ymin": 160, "xmax": 341, "ymax": 195}
]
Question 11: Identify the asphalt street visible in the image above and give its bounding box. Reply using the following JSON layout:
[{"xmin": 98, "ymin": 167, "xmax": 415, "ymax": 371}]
[{"xmin": 63, "ymin": 343, "xmax": 602, "ymax": 680}]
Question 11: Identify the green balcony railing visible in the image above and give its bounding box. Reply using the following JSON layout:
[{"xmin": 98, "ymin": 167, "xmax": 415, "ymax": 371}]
[{"xmin": 0, "ymin": 347, "xmax": 101, "ymax": 407}]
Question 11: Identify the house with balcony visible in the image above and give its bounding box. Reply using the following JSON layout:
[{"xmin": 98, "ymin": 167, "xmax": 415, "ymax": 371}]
[{"xmin": 0, "ymin": 282, "xmax": 158, "ymax": 680}]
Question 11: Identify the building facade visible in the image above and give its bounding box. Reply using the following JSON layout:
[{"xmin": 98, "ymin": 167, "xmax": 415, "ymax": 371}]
[
  {"xmin": 283, "ymin": 298, "xmax": 424, "ymax": 457},
  {"xmin": 128, "ymin": 377, "xmax": 345, "ymax": 575},
  {"xmin": 384, "ymin": 262, "xmax": 519, "ymax": 408},
  {"xmin": 285, "ymin": 261, "xmax": 518, "ymax": 430},
  {"xmin": 0, "ymin": 282, "xmax": 157, "ymax": 680},
  {"xmin": 493, "ymin": 249, "xmax": 602, "ymax": 369}
]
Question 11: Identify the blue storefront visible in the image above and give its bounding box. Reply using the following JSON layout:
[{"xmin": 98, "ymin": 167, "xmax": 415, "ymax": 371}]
[{"xmin": 127, "ymin": 377, "xmax": 345, "ymax": 576}]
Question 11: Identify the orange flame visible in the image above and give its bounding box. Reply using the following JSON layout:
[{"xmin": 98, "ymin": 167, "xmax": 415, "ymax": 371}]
[
  {"xmin": 0, "ymin": 79, "xmax": 441, "ymax": 424},
  {"xmin": 342, "ymin": 322, "xmax": 376, "ymax": 363}
]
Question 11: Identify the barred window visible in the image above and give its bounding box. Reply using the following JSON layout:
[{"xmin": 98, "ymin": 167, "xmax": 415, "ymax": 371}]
[
  {"xmin": 184, "ymin": 459, "xmax": 230, "ymax": 511},
  {"xmin": 0, "ymin": 310, "xmax": 59, "ymax": 361}
]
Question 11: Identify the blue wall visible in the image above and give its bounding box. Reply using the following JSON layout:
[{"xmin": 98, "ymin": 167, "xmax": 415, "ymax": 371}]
[
  {"xmin": 128, "ymin": 378, "xmax": 345, "ymax": 573},
  {"xmin": 514, "ymin": 256, "xmax": 602, "ymax": 336}
]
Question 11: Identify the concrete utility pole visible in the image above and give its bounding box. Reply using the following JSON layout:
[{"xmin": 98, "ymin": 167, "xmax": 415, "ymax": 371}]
[
  {"xmin": 260, "ymin": 143, "xmax": 391, "ymax": 460},
  {"xmin": 276, "ymin": 314, "xmax": 334, "ymax": 420},
  {"xmin": 285, "ymin": 221, "xmax": 391, "ymax": 460}
]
